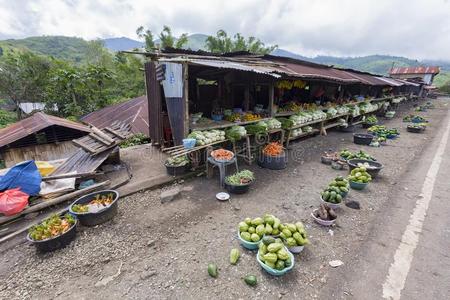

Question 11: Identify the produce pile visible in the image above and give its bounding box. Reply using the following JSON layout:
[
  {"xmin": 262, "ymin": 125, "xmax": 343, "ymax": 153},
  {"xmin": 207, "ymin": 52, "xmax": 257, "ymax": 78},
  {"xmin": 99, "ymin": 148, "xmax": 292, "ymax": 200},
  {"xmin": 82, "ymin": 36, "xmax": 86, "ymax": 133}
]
[
  {"xmin": 238, "ymin": 214, "xmax": 282, "ymax": 243},
  {"xmin": 188, "ymin": 130, "xmax": 226, "ymax": 146},
  {"xmin": 278, "ymin": 101, "xmax": 302, "ymax": 113},
  {"xmin": 279, "ymin": 222, "xmax": 309, "ymax": 248},
  {"xmin": 211, "ymin": 149, "xmax": 234, "ymax": 161},
  {"xmin": 340, "ymin": 149, "xmax": 376, "ymax": 161},
  {"xmin": 359, "ymin": 102, "xmax": 378, "ymax": 114},
  {"xmin": 348, "ymin": 105, "xmax": 360, "ymax": 117},
  {"xmin": 291, "ymin": 128, "xmax": 303, "ymax": 138},
  {"xmin": 320, "ymin": 176, "xmax": 349, "ymax": 204},
  {"xmin": 368, "ymin": 125, "xmax": 399, "ymax": 138},
  {"xmin": 277, "ymin": 117, "xmax": 294, "ymax": 130},
  {"xmin": 348, "ymin": 166, "xmax": 372, "ymax": 184},
  {"xmin": 242, "ymin": 113, "xmax": 261, "ymax": 122},
  {"xmin": 28, "ymin": 214, "xmax": 76, "ymax": 241},
  {"xmin": 313, "ymin": 204, "xmax": 337, "ymax": 222},
  {"xmin": 363, "ymin": 114, "xmax": 378, "ymax": 124},
  {"xmin": 225, "ymin": 126, "xmax": 247, "ymax": 142},
  {"xmin": 261, "ymin": 118, "xmax": 282, "ymax": 130},
  {"xmin": 165, "ymin": 155, "xmax": 189, "ymax": 167},
  {"xmin": 245, "ymin": 124, "xmax": 267, "ymax": 135},
  {"xmin": 258, "ymin": 238, "xmax": 292, "ymax": 271},
  {"xmin": 326, "ymin": 107, "xmax": 338, "ymax": 117},
  {"xmin": 225, "ymin": 170, "xmax": 254, "ymax": 185},
  {"xmin": 276, "ymin": 80, "xmax": 307, "ymax": 90},
  {"xmin": 336, "ymin": 105, "xmax": 350, "ymax": 114},
  {"xmin": 72, "ymin": 193, "xmax": 115, "ymax": 214},
  {"xmin": 403, "ymin": 115, "xmax": 427, "ymax": 123},
  {"xmin": 302, "ymin": 126, "xmax": 313, "ymax": 133},
  {"xmin": 262, "ymin": 142, "xmax": 284, "ymax": 157}
]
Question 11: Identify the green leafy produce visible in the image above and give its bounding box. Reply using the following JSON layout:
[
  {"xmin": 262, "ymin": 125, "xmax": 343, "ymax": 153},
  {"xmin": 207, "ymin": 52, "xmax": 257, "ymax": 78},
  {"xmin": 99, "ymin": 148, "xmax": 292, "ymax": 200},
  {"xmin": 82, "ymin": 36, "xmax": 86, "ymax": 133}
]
[
  {"xmin": 244, "ymin": 275, "xmax": 257, "ymax": 286},
  {"xmin": 119, "ymin": 133, "xmax": 150, "ymax": 148},
  {"xmin": 348, "ymin": 166, "xmax": 372, "ymax": 184},
  {"xmin": 368, "ymin": 125, "xmax": 399, "ymax": 138},
  {"xmin": 277, "ymin": 117, "xmax": 294, "ymax": 129},
  {"xmin": 208, "ymin": 263, "xmax": 218, "ymax": 278},
  {"xmin": 225, "ymin": 170, "xmax": 254, "ymax": 185},
  {"xmin": 72, "ymin": 204, "xmax": 88, "ymax": 213},
  {"xmin": 340, "ymin": 149, "xmax": 376, "ymax": 161},
  {"xmin": 230, "ymin": 248, "xmax": 240, "ymax": 265},
  {"xmin": 244, "ymin": 124, "xmax": 267, "ymax": 135},
  {"xmin": 225, "ymin": 126, "xmax": 247, "ymax": 142},
  {"xmin": 29, "ymin": 214, "xmax": 76, "ymax": 241},
  {"xmin": 165, "ymin": 156, "xmax": 189, "ymax": 167},
  {"xmin": 364, "ymin": 114, "xmax": 378, "ymax": 124}
]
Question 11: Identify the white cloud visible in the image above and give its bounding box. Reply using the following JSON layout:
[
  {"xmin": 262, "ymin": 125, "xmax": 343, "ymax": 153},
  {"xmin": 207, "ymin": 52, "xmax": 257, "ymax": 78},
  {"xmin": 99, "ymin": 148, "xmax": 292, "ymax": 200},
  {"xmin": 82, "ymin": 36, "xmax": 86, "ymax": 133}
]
[{"xmin": 0, "ymin": 0, "xmax": 449, "ymax": 60}]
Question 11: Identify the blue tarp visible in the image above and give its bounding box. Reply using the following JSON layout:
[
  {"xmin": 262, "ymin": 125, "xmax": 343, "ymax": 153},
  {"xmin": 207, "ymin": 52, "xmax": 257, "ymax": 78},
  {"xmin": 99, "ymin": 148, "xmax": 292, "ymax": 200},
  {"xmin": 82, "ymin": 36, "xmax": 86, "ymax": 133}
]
[{"xmin": 0, "ymin": 160, "xmax": 42, "ymax": 196}]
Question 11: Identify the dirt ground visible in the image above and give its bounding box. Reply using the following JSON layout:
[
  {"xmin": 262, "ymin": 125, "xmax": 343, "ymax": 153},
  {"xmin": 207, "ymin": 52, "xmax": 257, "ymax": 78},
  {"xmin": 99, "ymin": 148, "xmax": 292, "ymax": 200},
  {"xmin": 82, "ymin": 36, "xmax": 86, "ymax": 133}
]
[{"xmin": 0, "ymin": 98, "xmax": 446, "ymax": 300}]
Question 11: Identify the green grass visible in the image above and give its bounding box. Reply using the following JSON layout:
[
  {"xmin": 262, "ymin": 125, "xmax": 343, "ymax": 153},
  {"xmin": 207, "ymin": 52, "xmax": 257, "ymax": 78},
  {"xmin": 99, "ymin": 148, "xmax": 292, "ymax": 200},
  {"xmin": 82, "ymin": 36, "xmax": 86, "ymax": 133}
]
[{"xmin": 433, "ymin": 71, "xmax": 450, "ymax": 88}]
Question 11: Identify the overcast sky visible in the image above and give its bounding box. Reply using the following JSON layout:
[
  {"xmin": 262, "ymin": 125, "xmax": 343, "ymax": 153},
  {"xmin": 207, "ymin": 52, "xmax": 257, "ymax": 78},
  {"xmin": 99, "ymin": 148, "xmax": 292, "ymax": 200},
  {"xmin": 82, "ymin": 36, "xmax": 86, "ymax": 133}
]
[{"xmin": 0, "ymin": 0, "xmax": 449, "ymax": 61}]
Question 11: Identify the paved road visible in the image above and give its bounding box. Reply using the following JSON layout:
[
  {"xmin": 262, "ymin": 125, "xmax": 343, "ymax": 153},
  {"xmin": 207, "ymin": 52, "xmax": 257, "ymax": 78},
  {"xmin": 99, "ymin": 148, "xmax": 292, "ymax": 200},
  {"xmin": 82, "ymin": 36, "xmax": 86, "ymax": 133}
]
[{"xmin": 321, "ymin": 101, "xmax": 450, "ymax": 300}]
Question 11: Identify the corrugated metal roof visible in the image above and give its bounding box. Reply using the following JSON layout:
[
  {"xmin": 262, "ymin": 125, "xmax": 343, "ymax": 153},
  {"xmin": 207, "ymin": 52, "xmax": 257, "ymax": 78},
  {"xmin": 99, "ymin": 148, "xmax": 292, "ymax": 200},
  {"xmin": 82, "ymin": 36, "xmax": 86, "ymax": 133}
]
[
  {"xmin": 340, "ymin": 70, "xmax": 388, "ymax": 86},
  {"xmin": 0, "ymin": 112, "xmax": 91, "ymax": 148},
  {"xmin": 376, "ymin": 77, "xmax": 404, "ymax": 87},
  {"xmin": 390, "ymin": 66, "xmax": 440, "ymax": 75},
  {"xmin": 81, "ymin": 96, "xmax": 149, "ymax": 136},
  {"xmin": 395, "ymin": 79, "xmax": 421, "ymax": 87}
]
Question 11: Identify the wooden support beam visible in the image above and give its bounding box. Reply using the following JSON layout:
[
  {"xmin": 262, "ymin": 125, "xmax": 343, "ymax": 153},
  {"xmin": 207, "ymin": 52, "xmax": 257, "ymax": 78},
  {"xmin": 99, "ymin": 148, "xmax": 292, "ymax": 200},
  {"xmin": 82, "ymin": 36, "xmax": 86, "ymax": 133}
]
[
  {"xmin": 90, "ymin": 126, "xmax": 115, "ymax": 144},
  {"xmin": 88, "ymin": 133, "xmax": 112, "ymax": 146},
  {"xmin": 72, "ymin": 139, "xmax": 96, "ymax": 154},
  {"xmin": 104, "ymin": 127, "xmax": 127, "ymax": 140},
  {"xmin": 42, "ymin": 171, "xmax": 102, "ymax": 181}
]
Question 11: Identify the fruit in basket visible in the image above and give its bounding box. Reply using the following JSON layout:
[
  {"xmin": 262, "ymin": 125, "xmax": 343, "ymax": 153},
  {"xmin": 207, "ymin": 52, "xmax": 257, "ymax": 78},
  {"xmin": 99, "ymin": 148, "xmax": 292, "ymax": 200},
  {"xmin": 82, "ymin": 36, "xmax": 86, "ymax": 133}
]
[
  {"xmin": 279, "ymin": 221, "xmax": 309, "ymax": 248},
  {"xmin": 208, "ymin": 263, "xmax": 218, "ymax": 278},
  {"xmin": 339, "ymin": 149, "xmax": 376, "ymax": 161},
  {"xmin": 348, "ymin": 166, "xmax": 372, "ymax": 183},
  {"xmin": 258, "ymin": 240, "xmax": 292, "ymax": 271},
  {"xmin": 239, "ymin": 214, "xmax": 281, "ymax": 244},
  {"xmin": 240, "ymin": 232, "xmax": 252, "ymax": 241},
  {"xmin": 321, "ymin": 176, "xmax": 349, "ymax": 203},
  {"xmin": 230, "ymin": 248, "xmax": 240, "ymax": 265}
]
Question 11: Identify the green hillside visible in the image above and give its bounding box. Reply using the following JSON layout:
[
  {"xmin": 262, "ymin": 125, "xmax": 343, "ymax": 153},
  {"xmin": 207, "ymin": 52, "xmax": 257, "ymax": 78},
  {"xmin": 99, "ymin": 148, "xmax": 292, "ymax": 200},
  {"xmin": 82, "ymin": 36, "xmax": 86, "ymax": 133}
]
[{"xmin": 0, "ymin": 36, "xmax": 93, "ymax": 63}]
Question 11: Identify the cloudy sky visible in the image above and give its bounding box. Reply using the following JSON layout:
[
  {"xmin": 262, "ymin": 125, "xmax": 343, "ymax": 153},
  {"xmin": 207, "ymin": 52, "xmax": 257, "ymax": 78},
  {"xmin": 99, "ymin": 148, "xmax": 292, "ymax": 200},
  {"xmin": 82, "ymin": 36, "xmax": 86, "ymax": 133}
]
[{"xmin": 0, "ymin": 0, "xmax": 449, "ymax": 61}]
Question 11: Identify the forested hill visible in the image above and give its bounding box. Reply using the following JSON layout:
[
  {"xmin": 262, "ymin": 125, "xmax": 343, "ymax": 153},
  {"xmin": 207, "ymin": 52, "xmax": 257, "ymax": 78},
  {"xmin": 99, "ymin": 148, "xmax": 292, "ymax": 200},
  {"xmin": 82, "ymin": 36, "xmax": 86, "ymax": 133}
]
[{"xmin": 1, "ymin": 35, "xmax": 449, "ymax": 85}]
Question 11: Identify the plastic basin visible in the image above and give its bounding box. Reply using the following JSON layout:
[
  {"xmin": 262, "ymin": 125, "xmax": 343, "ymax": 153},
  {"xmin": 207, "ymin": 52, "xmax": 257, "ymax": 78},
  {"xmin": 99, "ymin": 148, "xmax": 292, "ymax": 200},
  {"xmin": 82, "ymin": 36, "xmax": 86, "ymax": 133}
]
[
  {"xmin": 165, "ymin": 163, "xmax": 190, "ymax": 176},
  {"xmin": 69, "ymin": 190, "xmax": 119, "ymax": 226},
  {"xmin": 256, "ymin": 246, "xmax": 295, "ymax": 276},
  {"xmin": 211, "ymin": 114, "xmax": 224, "ymax": 121},
  {"xmin": 347, "ymin": 159, "xmax": 383, "ymax": 178},
  {"xmin": 238, "ymin": 231, "xmax": 261, "ymax": 250},
  {"xmin": 27, "ymin": 217, "xmax": 78, "ymax": 252},
  {"xmin": 288, "ymin": 245, "xmax": 304, "ymax": 254},
  {"xmin": 353, "ymin": 133, "xmax": 374, "ymax": 145},
  {"xmin": 349, "ymin": 181, "xmax": 368, "ymax": 190},
  {"xmin": 225, "ymin": 181, "xmax": 252, "ymax": 194},
  {"xmin": 311, "ymin": 209, "xmax": 336, "ymax": 226}
]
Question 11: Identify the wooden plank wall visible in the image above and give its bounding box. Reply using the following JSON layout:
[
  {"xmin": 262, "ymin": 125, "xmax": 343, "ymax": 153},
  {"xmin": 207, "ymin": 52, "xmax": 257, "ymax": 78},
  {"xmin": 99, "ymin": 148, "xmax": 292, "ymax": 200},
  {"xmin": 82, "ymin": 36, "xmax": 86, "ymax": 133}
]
[{"xmin": 1, "ymin": 141, "xmax": 77, "ymax": 167}]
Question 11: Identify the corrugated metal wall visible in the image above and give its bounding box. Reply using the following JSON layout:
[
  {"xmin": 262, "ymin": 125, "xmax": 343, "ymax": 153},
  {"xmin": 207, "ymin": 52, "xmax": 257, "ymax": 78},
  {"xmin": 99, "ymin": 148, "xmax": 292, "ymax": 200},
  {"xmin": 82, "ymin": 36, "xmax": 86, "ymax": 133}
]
[{"xmin": 144, "ymin": 61, "xmax": 163, "ymax": 145}]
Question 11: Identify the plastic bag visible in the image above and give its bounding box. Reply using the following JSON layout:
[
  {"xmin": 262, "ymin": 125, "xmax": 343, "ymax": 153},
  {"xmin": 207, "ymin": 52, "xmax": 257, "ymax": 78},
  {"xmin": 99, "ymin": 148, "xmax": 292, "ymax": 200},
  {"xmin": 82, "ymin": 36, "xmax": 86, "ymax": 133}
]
[
  {"xmin": 0, "ymin": 188, "xmax": 29, "ymax": 216},
  {"xmin": 0, "ymin": 160, "xmax": 42, "ymax": 196}
]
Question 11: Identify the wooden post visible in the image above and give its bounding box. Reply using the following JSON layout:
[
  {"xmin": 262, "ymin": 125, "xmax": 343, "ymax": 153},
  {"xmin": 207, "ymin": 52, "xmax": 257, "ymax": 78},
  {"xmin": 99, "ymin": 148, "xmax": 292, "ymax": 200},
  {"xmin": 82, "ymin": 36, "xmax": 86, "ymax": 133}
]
[
  {"xmin": 268, "ymin": 82, "xmax": 275, "ymax": 117},
  {"xmin": 183, "ymin": 63, "xmax": 189, "ymax": 138}
]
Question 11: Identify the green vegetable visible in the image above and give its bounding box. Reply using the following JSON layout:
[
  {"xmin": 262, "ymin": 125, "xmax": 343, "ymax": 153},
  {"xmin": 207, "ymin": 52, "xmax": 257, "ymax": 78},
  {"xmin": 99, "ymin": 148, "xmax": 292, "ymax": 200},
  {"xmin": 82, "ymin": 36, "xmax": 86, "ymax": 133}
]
[
  {"xmin": 256, "ymin": 224, "xmax": 265, "ymax": 236},
  {"xmin": 267, "ymin": 242, "xmax": 283, "ymax": 253},
  {"xmin": 277, "ymin": 248, "xmax": 290, "ymax": 260},
  {"xmin": 286, "ymin": 237, "xmax": 297, "ymax": 247},
  {"xmin": 240, "ymin": 232, "xmax": 251, "ymax": 242},
  {"xmin": 238, "ymin": 222, "xmax": 249, "ymax": 232},
  {"xmin": 251, "ymin": 233, "xmax": 261, "ymax": 242},
  {"xmin": 165, "ymin": 155, "xmax": 189, "ymax": 167},
  {"xmin": 263, "ymin": 253, "xmax": 278, "ymax": 263},
  {"xmin": 286, "ymin": 223, "xmax": 297, "ymax": 233},
  {"xmin": 208, "ymin": 263, "xmax": 218, "ymax": 278},
  {"xmin": 244, "ymin": 217, "xmax": 252, "ymax": 225},
  {"xmin": 265, "ymin": 223, "xmax": 273, "ymax": 235},
  {"xmin": 248, "ymin": 226, "xmax": 256, "ymax": 234},
  {"xmin": 275, "ymin": 260, "xmax": 285, "ymax": 270},
  {"xmin": 251, "ymin": 217, "xmax": 263, "ymax": 226},
  {"xmin": 225, "ymin": 170, "xmax": 254, "ymax": 185},
  {"xmin": 265, "ymin": 261, "xmax": 276, "ymax": 269},
  {"xmin": 244, "ymin": 275, "xmax": 257, "ymax": 286},
  {"xmin": 230, "ymin": 248, "xmax": 240, "ymax": 265},
  {"xmin": 259, "ymin": 243, "xmax": 268, "ymax": 255},
  {"xmin": 262, "ymin": 236, "xmax": 275, "ymax": 245},
  {"xmin": 29, "ymin": 214, "xmax": 76, "ymax": 241},
  {"xmin": 282, "ymin": 229, "xmax": 292, "ymax": 238},
  {"xmin": 285, "ymin": 257, "xmax": 292, "ymax": 267}
]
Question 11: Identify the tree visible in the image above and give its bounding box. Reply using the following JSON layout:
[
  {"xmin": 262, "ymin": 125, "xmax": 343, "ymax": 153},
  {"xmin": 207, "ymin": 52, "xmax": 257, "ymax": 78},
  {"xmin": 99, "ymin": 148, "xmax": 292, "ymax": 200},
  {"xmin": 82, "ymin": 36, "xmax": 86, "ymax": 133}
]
[
  {"xmin": 0, "ymin": 51, "xmax": 51, "ymax": 119},
  {"xmin": 136, "ymin": 26, "xmax": 155, "ymax": 51},
  {"xmin": 205, "ymin": 30, "xmax": 278, "ymax": 54},
  {"xmin": 136, "ymin": 25, "xmax": 189, "ymax": 51}
]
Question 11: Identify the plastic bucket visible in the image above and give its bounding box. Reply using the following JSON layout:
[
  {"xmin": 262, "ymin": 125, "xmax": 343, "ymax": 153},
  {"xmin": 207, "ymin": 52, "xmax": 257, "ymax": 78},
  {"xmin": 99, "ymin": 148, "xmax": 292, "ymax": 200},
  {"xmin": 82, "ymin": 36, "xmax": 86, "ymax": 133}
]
[
  {"xmin": 311, "ymin": 209, "xmax": 336, "ymax": 226},
  {"xmin": 320, "ymin": 195, "xmax": 341, "ymax": 210},
  {"xmin": 349, "ymin": 181, "xmax": 368, "ymax": 190},
  {"xmin": 238, "ymin": 231, "xmax": 261, "ymax": 250},
  {"xmin": 256, "ymin": 246, "xmax": 295, "ymax": 276}
]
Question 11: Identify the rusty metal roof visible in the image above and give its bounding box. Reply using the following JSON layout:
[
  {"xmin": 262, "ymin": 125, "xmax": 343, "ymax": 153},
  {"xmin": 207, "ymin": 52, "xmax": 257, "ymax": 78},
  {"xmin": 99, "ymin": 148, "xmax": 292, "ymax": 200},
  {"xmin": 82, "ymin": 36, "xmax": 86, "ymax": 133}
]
[
  {"xmin": 81, "ymin": 96, "xmax": 149, "ymax": 136},
  {"xmin": 390, "ymin": 66, "xmax": 440, "ymax": 75},
  {"xmin": 375, "ymin": 77, "xmax": 405, "ymax": 87},
  {"xmin": 0, "ymin": 112, "xmax": 91, "ymax": 148}
]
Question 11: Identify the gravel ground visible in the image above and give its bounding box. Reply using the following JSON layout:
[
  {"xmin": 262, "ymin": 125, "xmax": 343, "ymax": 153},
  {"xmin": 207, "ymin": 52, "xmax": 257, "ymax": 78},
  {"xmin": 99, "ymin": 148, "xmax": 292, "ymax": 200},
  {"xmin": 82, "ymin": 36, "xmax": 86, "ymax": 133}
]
[{"xmin": 0, "ymin": 98, "xmax": 445, "ymax": 300}]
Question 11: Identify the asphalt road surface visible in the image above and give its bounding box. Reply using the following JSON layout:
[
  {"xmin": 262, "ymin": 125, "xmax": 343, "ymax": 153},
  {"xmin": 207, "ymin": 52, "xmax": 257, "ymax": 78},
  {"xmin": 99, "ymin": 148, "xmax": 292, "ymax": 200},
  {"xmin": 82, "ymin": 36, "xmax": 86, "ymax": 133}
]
[{"xmin": 321, "ymin": 99, "xmax": 450, "ymax": 300}]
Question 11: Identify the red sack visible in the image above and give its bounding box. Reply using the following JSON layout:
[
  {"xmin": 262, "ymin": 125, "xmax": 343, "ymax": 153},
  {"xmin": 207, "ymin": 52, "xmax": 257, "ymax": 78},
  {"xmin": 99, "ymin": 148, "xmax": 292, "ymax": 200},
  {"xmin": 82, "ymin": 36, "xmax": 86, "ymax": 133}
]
[{"xmin": 0, "ymin": 188, "xmax": 29, "ymax": 216}]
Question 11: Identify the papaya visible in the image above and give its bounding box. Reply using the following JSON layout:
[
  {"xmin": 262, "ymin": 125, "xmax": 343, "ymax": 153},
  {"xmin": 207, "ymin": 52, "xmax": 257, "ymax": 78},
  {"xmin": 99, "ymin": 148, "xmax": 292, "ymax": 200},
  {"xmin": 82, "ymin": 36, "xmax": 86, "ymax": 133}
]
[
  {"xmin": 230, "ymin": 248, "xmax": 240, "ymax": 265},
  {"xmin": 259, "ymin": 243, "xmax": 268, "ymax": 255},
  {"xmin": 251, "ymin": 217, "xmax": 263, "ymax": 226},
  {"xmin": 244, "ymin": 275, "xmax": 257, "ymax": 286},
  {"xmin": 275, "ymin": 260, "xmax": 285, "ymax": 270},
  {"xmin": 240, "ymin": 232, "xmax": 251, "ymax": 241},
  {"xmin": 262, "ymin": 236, "xmax": 275, "ymax": 245},
  {"xmin": 277, "ymin": 248, "xmax": 290, "ymax": 260},
  {"xmin": 251, "ymin": 233, "xmax": 260, "ymax": 242},
  {"xmin": 256, "ymin": 224, "xmax": 265, "ymax": 236},
  {"xmin": 286, "ymin": 223, "xmax": 297, "ymax": 233},
  {"xmin": 239, "ymin": 222, "xmax": 249, "ymax": 232},
  {"xmin": 208, "ymin": 263, "xmax": 218, "ymax": 278},
  {"xmin": 267, "ymin": 242, "xmax": 283, "ymax": 253},
  {"xmin": 263, "ymin": 252, "xmax": 278, "ymax": 263}
]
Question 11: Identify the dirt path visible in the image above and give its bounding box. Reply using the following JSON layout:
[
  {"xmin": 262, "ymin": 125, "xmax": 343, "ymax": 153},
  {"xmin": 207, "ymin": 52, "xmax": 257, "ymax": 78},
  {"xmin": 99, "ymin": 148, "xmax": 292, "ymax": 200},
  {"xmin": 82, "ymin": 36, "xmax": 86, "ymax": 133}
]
[{"xmin": 0, "ymin": 98, "xmax": 446, "ymax": 300}]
